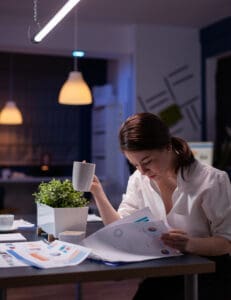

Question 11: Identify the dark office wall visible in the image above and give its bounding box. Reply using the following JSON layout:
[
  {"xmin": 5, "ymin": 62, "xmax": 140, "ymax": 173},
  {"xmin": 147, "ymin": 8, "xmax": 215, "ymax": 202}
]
[
  {"xmin": 0, "ymin": 52, "xmax": 107, "ymax": 175},
  {"xmin": 200, "ymin": 17, "xmax": 231, "ymax": 140},
  {"xmin": 200, "ymin": 17, "xmax": 231, "ymax": 177},
  {"xmin": 215, "ymin": 56, "xmax": 231, "ymax": 168}
]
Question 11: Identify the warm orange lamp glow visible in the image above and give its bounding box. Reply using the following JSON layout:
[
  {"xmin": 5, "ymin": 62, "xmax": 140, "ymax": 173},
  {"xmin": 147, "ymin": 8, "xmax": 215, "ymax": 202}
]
[
  {"xmin": 58, "ymin": 71, "xmax": 92, "ymax": 105},
  {"xmin": 58, "ymin": 4, "xmax": 92, "ymax": 106},
  {"xmin": 0, "ymin": 101, "xmax": 23, "ymax": 125}
]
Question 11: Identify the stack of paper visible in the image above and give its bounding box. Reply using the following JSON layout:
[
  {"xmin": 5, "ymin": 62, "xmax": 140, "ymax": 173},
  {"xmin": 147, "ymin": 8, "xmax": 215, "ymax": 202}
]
[
  {"xmin": 14, "ymin": 219, "xmax": 35, "ymax": 229},
  {"xmin": 82, "ymin": 207, "xmax": 181, "ymax": 263},
  {"xmin": 0, "ymin": 233, "xmax": 26, "ymax": 242}
]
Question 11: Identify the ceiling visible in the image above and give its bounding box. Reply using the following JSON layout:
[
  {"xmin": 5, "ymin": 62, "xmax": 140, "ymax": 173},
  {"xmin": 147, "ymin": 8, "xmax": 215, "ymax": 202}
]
[{"xmin": 0, "ymin": 0, "xmax": 230, "ymax": 29}]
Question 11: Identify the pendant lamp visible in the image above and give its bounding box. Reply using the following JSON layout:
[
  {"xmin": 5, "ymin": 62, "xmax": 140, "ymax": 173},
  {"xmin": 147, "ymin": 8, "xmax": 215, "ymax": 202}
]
[
  {"xmin": 0, "ymin": 101, "xmax": 23, "ymax": 125},
  {"xmin": 58, "ymin": 70, "xmax": 92, "ymax": 105},
  {"xmin": 58, "ymin": 7, "xmax": 92, "ymax": 105},
  {"xmin": 0, "ymin": 55, "xmax": 23, "ymax": 125}
]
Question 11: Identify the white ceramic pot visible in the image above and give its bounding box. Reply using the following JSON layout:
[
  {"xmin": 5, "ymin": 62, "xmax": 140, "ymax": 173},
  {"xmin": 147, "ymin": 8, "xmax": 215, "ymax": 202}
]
[{"xmin": 37, "ymin": 203, "xmax": 89, "ymax": 238}]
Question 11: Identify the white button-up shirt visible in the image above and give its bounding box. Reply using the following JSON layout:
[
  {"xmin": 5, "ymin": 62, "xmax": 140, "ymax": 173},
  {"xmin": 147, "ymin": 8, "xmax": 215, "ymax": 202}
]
[{"xmin": 118, "ymin": 160, "xmax": 231, "ymax": 240}]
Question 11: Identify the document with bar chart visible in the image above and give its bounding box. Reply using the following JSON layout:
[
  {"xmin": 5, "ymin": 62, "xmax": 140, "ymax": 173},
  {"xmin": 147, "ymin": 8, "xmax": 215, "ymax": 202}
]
[{"xmin": 82, "ymin": 207, "xmax": 181, "ymax": 263}]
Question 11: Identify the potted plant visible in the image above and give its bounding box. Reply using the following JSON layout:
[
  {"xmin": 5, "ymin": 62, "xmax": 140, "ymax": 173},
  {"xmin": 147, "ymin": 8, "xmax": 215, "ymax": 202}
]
[{"xmin": 33, "ymin": 179, "xmax": 89, "ymax": 238}]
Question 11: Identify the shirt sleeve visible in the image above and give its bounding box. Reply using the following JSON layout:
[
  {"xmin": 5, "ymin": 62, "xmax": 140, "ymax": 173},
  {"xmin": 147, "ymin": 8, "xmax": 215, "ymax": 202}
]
[
  {"xmin": 202, "ymin": 171, "xmax": 231, "ymax": 241},
  {"xmin": 118, "ymin": 171, "xmax": 143, "ymax": 218}
]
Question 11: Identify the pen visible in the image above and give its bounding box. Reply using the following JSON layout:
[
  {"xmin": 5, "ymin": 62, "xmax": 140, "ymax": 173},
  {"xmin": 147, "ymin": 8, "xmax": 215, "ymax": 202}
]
[
  {"xmin": 42, "ymin": 238, "xmax": 50, "ymax": 245},
  {"xmin": 88, "ymin": 258, "xmax": 125, "ymax": 267}
]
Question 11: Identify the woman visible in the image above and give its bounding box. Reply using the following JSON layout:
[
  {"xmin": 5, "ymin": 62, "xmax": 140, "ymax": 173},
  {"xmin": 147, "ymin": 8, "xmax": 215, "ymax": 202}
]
[{"xmin": 90, "ymin": 112, "xmax": 231, "ymax": 299}]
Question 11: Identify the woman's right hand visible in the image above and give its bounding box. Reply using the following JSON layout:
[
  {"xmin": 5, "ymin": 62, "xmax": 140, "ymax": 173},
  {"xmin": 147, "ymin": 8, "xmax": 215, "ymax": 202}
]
[
  {"xmin": 89, "ymin": 174, "xmax": 120, "ymax": 225},
  {"xmin": 90, "ymin": 175, "xmax": 104, "ymax": 196}
]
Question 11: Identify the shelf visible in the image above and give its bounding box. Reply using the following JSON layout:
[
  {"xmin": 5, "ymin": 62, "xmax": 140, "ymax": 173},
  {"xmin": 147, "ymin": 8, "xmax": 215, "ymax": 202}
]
[{"xmin": 0, "ymin": 176, "xmax": 71, "ymax": 184}]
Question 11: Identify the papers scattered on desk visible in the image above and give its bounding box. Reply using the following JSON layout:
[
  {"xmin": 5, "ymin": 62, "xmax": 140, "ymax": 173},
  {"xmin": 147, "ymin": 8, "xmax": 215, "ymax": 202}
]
[
  {"xmin": 87, "ymin": 214, "xmax": 102, "ymax": 222},
  {"xmin": 14, "ymin": 219, "xmax": 35, "ymax": 229},
  {"xmin": 82, "ymin": 207, "xmax": 181, "ymax": 263},
  {"xmin": 6, "ymin": 240, "xmax": 91, "ymax": 269},
  {"xmin": 0, "ymin": 233, "xmax": 26, "ymax": 242},
  {"xmin": 0, "ymin": 243, "xmax": 27, "ymax": 267}
]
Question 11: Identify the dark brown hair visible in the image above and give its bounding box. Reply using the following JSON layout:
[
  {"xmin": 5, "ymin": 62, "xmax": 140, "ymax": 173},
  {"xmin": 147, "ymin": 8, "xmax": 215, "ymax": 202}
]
[{"xmin": 119, "ymin": 112, "xmax": 195, "ymax": 174}]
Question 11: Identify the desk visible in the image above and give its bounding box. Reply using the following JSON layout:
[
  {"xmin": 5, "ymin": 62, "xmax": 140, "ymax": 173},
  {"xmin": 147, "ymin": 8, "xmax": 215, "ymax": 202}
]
[{"xmin": 0, "ymin": 220, "xmax": 215, "ymax": 300}]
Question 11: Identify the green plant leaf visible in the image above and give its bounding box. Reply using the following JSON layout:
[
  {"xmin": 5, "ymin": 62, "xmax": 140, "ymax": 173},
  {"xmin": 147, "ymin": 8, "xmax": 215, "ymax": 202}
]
[{"xmin": 32, "ymin": 179, "xmax": 89, "ymax": 208}]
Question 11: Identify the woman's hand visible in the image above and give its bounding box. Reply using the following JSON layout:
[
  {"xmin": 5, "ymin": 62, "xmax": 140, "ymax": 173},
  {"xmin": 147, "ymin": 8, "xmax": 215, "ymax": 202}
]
[
  {"xmin": 161, "ymin": 229, "xmax": 190, "ymax": 253},
  {"xmin": 90, "ymin": 175, "xmax": 104, "ymax": 195},
  {"xmin": 89, "ymin": 175, "xmax": 121, "ymax": 225},
  {"xmin": 162, "ymin": 230, "xmax": 231, "ymax": 256}
]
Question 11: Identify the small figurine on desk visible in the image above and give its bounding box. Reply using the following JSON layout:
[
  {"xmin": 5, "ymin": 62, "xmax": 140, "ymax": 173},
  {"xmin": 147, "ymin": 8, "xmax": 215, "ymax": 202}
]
[{"xmin": 40, "ymin": 152, "xmax": 51, "ymax": 173}]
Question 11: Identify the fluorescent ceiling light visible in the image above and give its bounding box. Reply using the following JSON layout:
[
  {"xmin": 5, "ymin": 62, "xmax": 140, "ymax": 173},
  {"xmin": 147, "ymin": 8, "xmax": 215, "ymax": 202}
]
[
  {"xmin": 33, "ymin": 0, "xmax": 81, "ymax": 43},
  {"xmin": 72, "ymin": 50, "xmax": 85, "ymax": 57}
]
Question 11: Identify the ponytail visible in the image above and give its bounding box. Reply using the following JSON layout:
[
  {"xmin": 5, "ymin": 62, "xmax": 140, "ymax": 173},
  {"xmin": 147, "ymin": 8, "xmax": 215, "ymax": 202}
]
[{"xmin": 171, "ymin": 137, "xmax": 195, "ymax": 176}]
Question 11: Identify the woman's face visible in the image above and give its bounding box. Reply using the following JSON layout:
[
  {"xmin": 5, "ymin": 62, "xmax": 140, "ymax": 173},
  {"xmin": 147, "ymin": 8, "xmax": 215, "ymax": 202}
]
[{"xmin": 124, "ymin": 148, "xmax": 175, "ymax": 180}]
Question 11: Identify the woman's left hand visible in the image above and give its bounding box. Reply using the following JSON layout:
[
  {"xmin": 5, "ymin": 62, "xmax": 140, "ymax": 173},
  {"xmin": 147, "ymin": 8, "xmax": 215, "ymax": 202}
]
[{"xmin": 161, "ymin": 229, "xmax": 191, "ymax": 252}]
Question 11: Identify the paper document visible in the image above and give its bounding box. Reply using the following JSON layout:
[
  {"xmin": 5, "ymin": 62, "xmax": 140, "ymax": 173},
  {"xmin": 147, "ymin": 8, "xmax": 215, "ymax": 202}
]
[
  {"xmin": 14, "ymin": 219, "xmax": 35, "ymax": 229},
  {"xmin": 7, "ymin": 240, "xmax": 91, "ymax": 269},
  {"xmin": 0, "ymin": 243, "xmax": 27, "ymax": 267},
  {"xmin": 87, "ymin": 214, "xmax": 102, "ymax": 222},
  {"xmin": 82, "ymin": 207, "xmax": 181, "ymax": 262},
  {"xmin": 0, "ymin": 233, "xmax": 26, "ymax": 242}
]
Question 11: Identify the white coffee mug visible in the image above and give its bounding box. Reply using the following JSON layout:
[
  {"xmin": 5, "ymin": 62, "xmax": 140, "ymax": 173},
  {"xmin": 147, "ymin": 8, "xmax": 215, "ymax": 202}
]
[
  {"xmin": 72, "ymin": 161, "xmax": 95, "ymax": 192},
  {"xmin": 0, "ymin": 214, "xmax": 14, "ymax": 229}
]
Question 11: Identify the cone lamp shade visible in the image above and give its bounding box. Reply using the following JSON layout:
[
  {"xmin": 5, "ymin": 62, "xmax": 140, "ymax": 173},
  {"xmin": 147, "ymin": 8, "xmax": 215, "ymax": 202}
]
[
  {"xmin": 58, "ymin": 71, "xmax": 92, "ymax": 105},
  {"xmin": 0, "ymin": 101, "xmax": 23, "ymax": 125}
]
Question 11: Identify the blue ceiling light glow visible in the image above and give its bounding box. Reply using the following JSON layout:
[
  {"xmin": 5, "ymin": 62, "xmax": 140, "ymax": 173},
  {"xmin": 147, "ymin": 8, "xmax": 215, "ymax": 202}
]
[{"xmin": 72, "ymin": 50, "xmax": 85, "ymax": 57}]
